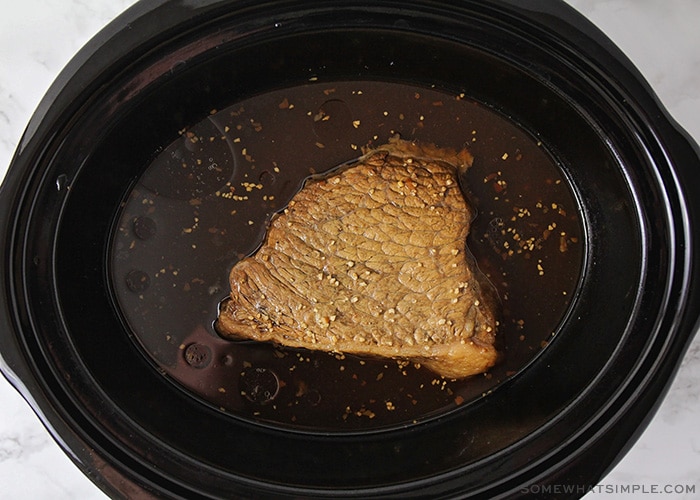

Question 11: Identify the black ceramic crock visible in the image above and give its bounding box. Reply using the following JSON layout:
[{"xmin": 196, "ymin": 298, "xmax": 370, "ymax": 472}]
[{"xmin": 1, "ymin": 1, "xmax": 699, "ymax": 498}]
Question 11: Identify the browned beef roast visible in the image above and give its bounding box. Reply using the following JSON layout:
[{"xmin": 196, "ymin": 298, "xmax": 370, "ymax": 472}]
[{"xmin": 217, "ymin": 137, "xmax": 498, "ymax": 378}]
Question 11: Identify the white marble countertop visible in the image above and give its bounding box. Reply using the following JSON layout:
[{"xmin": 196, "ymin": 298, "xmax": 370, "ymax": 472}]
[{"xmin": 1, "ymin": 1, "xmax": 699, "ymax": 498}]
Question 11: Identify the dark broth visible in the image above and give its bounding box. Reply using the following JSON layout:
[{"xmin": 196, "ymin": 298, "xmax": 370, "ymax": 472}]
[{"xmin": 111, "ymin": 81, "xmax": 583, "ymax": 431}]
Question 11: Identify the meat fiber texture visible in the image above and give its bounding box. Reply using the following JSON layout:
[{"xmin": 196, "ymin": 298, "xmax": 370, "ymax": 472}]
[{"xmin": 217, "ymin": 137, "xmax": 498, "ymax": 379}]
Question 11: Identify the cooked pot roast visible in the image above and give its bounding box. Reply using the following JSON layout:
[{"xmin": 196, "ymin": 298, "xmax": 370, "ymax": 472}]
[{"xmin": 217, "ymin": 138, "xmax": 498, "ymax": 378}]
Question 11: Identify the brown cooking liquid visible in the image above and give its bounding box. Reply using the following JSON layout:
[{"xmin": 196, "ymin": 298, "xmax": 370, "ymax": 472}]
[{"xmin": 111, "ymin": 81, "xmax": 583, "ymax": 431}]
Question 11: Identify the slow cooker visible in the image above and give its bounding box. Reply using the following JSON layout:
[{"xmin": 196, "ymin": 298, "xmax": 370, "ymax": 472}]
[{"xmin": 1, "ymin": 1, "xmax": 699, "ymax": 498}]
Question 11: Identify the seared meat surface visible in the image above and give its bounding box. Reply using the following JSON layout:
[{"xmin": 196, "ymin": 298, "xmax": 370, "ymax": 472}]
[{"xmin": 217, "ymin": 138, "xmax": 498, "ymax": 378}]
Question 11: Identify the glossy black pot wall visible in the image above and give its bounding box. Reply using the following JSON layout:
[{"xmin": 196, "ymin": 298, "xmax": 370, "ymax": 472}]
[{"xmin": 1, "ymin": 1, "xmax": 699, "ymax": 498}]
